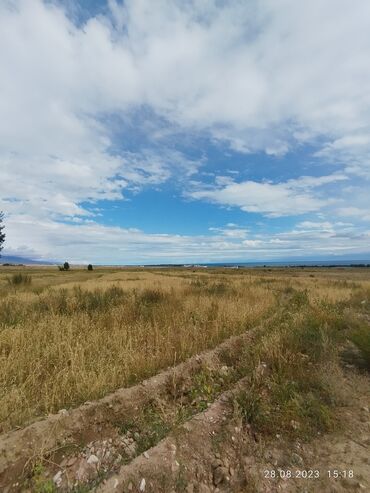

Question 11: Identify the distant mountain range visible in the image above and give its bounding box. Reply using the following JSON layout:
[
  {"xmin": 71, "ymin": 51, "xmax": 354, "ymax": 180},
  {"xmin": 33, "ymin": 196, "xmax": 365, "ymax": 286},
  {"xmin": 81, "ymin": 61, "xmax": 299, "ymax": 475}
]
[{"xmin": 0, "ymin": 255, "xmax": 54, "ymax": 265}]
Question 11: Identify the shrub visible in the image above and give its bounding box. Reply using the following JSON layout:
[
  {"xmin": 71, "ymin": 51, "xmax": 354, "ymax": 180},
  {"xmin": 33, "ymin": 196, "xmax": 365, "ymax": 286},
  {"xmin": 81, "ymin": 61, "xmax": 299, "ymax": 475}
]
[
  {"xmin": 87, "ymin": 264, "xmax": 93, "ymax": 271},
  {"xmin": 350, "ymin": 325, "xmax": 370, "ymax": 370},
  {"xmin": 138, "ymin": 289, "xmax": 165, "ymax": 305},
  {"xmin": 63, "ymin": 262, "xmax": 70, "ymax": 271},
  {"xmin": 7, "ymin": 273, "xmax": 32, "ymax": 287}
]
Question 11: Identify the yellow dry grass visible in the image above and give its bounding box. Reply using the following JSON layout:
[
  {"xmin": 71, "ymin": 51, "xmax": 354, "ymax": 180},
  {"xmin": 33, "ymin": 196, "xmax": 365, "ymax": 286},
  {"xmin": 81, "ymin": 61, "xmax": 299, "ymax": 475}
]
[{"xmin": 0, "ymin": 265, "xmax": 369, "ymax": 432}]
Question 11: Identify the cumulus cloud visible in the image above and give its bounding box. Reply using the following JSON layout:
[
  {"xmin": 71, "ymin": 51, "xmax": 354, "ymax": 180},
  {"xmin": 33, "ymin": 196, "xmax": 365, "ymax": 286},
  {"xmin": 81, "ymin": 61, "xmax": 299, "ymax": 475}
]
[
  {"xmin": 1, "ymin": 0, "xmax": 370, "ymax": 260},
  {"xmin": 188, "ymin": 174, "xmax": 346, "ymax": 217},
  {"xmin": 4, "ymin": 215, "xmax": 369, "ymax": 264}
]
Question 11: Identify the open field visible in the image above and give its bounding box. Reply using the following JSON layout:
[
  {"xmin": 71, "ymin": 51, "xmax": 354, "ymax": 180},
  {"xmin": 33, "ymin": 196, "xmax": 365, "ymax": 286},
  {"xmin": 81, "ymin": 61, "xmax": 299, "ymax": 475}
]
[{"xmin": 0, "ymin": 266, "xmax": 369, "ymax": 492}]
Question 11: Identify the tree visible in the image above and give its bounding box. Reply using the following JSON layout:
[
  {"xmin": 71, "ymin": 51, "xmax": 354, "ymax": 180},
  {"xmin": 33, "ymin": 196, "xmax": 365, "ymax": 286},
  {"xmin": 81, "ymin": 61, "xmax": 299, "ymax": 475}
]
[
  {"xmin": 63, "ymin": 261, "xmax": 70, "ymax": 271},
  {"xmin": 87, "ymin": 264, "xmax": 93, "ymax": 271},
  {"xmin": 0, "ymin": 212, "xmax": 5, "ymax": 257}
]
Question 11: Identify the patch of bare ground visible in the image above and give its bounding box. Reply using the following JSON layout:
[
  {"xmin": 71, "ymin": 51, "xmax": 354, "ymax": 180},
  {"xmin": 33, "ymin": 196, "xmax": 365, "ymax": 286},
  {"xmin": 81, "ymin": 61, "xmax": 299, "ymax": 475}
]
[
  {"xmin": 95, "ymin": 367, "xmax": 370, "ymax": 493},
  {"xmin": 0, "ymin": 318, "xmax": 271, "ymax": 492}
]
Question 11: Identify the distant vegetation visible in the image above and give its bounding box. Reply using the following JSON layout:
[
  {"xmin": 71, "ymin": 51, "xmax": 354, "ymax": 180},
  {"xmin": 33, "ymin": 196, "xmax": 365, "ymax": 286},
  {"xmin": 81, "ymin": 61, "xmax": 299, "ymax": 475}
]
[{"xmin": 0, "ymin": 211, "xmax": 5, "ymax": 256}]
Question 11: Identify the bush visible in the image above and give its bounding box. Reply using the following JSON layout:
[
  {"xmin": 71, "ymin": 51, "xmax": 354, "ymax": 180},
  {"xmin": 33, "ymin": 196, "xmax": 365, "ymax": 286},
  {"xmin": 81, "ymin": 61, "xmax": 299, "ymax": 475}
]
[
  {"xmin": 138, "ymin": 289, "xmax": 165, "ymax": 305},
  {"xmin": 350, "ymin": 325, "xmax": 370, "ymax": 370},
  {"xmin": 87, "ymin": 264, "xmax": 93, "ymax": 271},
  {"xmin": 63, "ymin": 262, "xmax": 70, "ymax": 271},
  {"xmin": 7, "ymin": 273, "xmax": 32, "ymax": 287}
]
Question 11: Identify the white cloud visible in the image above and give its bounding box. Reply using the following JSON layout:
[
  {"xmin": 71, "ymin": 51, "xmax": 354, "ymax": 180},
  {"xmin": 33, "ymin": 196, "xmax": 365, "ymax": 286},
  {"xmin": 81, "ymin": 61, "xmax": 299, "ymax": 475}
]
[
  {"xmin": 4, "ymin": 214, "xmax": 369, "ymax": 264},
  {"xmin": 188, "ymin": 173, "xmax": 346, "ymax": 217},
  {"xmin": 336, "ymin": 207, "xmax": 370, "ymax": 222},
  {"xmin": 1, "ymin": 0, "xmax": 370, "ymax": 260}
]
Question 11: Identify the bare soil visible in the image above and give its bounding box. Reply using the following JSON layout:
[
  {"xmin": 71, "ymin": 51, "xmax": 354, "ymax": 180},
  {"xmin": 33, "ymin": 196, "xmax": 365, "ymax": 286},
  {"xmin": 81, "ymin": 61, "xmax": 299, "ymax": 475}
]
[{"xmin": 96, "ymin": 368, "xmax": 370, "ymax": 493}]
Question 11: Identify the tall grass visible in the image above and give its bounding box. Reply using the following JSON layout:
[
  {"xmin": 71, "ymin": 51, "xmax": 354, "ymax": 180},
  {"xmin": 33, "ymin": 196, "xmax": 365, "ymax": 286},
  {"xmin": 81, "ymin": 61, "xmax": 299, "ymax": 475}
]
[
  {"xmin": 0, "ymin": 274, "xmax": 274, "ymax": 431},
  {"xmin": 6, "ymin": 273, "xmax": 32, "ymax": 287},
  {"xmin": 0, "ymin": 268, "xmax": 368, "ymax": 433},
  {"xmin": 235, "ymin": 300, "xmax": 344, "ymax": 439}
]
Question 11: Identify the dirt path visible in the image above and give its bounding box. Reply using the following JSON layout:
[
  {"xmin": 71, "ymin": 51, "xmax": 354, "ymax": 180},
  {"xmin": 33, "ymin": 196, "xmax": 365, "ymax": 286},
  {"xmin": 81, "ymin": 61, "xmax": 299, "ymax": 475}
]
[{"xmin": 95, "ymin": 368, "xmax": 369, "ymax": 493}]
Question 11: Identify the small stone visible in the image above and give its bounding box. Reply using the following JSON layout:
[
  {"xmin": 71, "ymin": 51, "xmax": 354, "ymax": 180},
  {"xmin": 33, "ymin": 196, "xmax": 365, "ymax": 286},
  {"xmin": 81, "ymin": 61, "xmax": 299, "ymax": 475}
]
[
  {"xmin": 290, "ymin": 419, "xmax": 300, "ymax": 430},
  {"xmin": 212, "ymin": 459, "xmax": 223, "ymax": 469},
  {"xmin": 198, "ymin": 485, "xmax": 211, "ymax": 493},
  {"xmin": 58, "ymin": 409, "xmax": 68, "ymax": 416},
  {"xmin": 143, "ymin": 451, "xmax": 150, "ymax": 459},
  {"xmin": 139, "ymin": 478, "xmax": 146, "ymax": 491},
  {"xmin": 87, "ymin": 454, "xmax": 99, "ymax": 465},
  {"xmin": 113, "ymin": 478, "xmax": 119, "ymax": 489},
  {"xmin": 66, "ymin": 457, "xmax": 77, "ymax": 467},
  {"xmin": 291, "ymin": 453, "xmax": 304, "ymax": 466},
  {"xmin": 213, "ymin": 466, "xmax": 229, "ymax": 486},
  {"xmin": 53, "ymin": 470, "xmax": 63, "ymax": 487},
  {"xmin": 128, "ymin": 482, "xmax": 133, "ymax": 491}
]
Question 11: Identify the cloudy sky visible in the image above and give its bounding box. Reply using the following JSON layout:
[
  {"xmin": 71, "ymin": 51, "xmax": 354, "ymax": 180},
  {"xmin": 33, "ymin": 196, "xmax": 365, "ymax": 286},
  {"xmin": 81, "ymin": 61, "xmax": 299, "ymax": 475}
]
[{"xmin": 1, "ymin": 0, "xmax": 370, "ymax": 264}]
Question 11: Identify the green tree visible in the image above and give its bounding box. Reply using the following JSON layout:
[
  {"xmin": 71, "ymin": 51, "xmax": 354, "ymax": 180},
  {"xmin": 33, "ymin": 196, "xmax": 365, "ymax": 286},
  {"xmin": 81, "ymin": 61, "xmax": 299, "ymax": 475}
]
[
  {"xmin": 0, "ymin": 212, "xmax": 5, "ymax": 257},
  {"xmin": 63, "ymin": 261, "xmax": 70, "ymax": 271},
  {"xmin": 87, "ymin": 264, "xmax": 93, "ymax": 271}
]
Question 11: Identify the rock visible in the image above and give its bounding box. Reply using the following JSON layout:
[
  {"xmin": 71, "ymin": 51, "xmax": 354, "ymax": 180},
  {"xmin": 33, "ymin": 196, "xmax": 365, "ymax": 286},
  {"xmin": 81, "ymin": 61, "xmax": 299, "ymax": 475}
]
[
  {"xmin": 121, "ymin": 438, "xmax": 137, "ymax": 457},
  {"xmin": 291, "ymin": 453, "xmax": 304, "ymax": 466},
  {"xmin": 143, "ymin": 451, "xmax": 150, "ymax": 459},
  {"xmin": 211, "ymin": 459, "xmax": 223, "ymax": 469},
  {"xmin": 213, "ymin": 466, "xmax": 229, "ymax": 485},
  {"xmin": 87, "ymin": 454, "xmax": 99, "ymax": 465},
  {"xmin": 198, "ymin": 485, "xmax": 212, "ymax": 493},
  {"xmin": 53, "ymin": 470, "xmax": 63, "ymax": 487},
  {"xmin": 128, "ymin": 482, "xmax": 133, "ymax": 491},
  {"xmin": 66, "ymin": 456, "xmax": 77, "ymax": 467},
  {"xmin": 290, "ymin": 420, "xmax": 300, "ymax": 430},
  {"xmin": 139, "ymin": 478, "xmax": 146, "ymax": 491}
]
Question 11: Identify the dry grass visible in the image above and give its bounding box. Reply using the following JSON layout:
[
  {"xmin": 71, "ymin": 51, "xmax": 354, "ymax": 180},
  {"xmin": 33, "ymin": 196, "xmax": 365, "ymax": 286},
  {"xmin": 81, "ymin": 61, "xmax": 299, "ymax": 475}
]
[{"xmin": 0, "ymin": 265, "xmax": 369, "ymax": 433}]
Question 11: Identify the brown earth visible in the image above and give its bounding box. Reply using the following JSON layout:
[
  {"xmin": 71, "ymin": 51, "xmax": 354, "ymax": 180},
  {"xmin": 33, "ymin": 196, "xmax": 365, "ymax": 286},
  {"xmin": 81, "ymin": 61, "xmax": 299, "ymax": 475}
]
[{"xmin": 96, "ymin": 367, "xmax": 370, "ymax": 493}]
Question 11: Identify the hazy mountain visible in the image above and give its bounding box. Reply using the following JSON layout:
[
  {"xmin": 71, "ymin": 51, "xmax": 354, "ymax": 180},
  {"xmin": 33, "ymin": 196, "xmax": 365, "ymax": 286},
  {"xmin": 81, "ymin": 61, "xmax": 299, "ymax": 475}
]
[{"xmin": 0, "ymin": 255, "xmax": 54, "ymax": 265}]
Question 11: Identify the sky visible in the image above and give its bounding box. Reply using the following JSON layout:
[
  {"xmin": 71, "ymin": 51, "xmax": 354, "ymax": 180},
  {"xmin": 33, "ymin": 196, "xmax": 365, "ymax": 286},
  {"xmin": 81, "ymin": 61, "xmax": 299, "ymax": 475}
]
[{"xmin": 1, "ymin": 0, "xmax": 370, "ymax": 265}]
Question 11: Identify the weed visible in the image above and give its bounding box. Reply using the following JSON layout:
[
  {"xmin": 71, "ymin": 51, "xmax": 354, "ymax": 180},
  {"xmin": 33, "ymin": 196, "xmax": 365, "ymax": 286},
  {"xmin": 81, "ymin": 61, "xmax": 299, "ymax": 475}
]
[
  {"xmin": 350, "ymin": 324, "xmax": 370, "ymax": 370},
  {"xmin": 7, "ymin": 273, "xmax": 32, "ymax": 287}
]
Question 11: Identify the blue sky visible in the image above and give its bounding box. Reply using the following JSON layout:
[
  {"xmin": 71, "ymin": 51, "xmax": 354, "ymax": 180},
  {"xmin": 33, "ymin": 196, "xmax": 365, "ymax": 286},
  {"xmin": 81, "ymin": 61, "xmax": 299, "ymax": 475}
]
[{"xmin": 1, "ymin": 0, "xmax": 370, "ymax": 264}]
